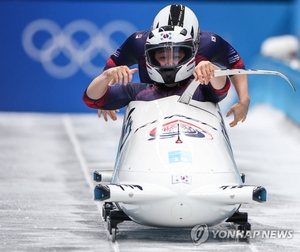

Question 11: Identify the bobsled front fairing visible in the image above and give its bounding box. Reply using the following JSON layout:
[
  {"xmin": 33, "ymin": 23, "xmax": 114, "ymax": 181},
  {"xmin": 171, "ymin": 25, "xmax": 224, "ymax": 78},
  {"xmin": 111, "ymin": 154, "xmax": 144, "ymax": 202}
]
[{"xmin": 94, "ymin": 95, "xmax": 266, "ymax": 228}]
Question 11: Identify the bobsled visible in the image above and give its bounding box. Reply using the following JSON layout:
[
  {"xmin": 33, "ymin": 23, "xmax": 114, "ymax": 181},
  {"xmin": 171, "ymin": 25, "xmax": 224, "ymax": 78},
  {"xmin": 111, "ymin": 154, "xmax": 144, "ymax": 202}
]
[{"xmin": 93, "ymin": 69, "xmax": 295, "ymax": 242}]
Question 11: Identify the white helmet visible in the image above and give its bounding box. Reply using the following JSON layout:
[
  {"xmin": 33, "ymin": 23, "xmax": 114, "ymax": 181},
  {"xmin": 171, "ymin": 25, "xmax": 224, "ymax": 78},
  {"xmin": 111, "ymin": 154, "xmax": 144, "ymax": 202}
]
[
  {"xmin": 151, "ymin": 4, "xmax": 200, "ymax": 49},
  {"xmin": 145, "ymin": 25, "xmax": 197, "ymax": 85}
]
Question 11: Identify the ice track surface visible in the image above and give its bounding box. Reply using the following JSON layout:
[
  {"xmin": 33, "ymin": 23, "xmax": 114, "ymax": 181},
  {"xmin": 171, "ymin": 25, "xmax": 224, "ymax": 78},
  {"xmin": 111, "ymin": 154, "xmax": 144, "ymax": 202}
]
[{"xmin": 1, "ymin": 105, "xmax": 300, "ymax": 252}]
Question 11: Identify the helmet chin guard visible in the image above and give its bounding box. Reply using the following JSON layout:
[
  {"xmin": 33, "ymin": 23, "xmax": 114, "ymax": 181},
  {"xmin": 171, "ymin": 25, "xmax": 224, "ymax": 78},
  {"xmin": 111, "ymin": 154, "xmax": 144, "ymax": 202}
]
[{"xmin": 156, "ymin": 66, "xmax": 181, "ymax": 84}]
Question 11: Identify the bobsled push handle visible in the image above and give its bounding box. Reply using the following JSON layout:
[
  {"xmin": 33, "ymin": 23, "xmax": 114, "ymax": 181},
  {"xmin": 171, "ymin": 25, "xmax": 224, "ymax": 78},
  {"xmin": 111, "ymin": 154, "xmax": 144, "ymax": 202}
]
[
  {"xmin": 178, "ymin": 69, "xmax": 296, "ymax": 105},
  {"xmin": 215, "ymin": 69, "xmax": 296, "ymax": 92},
  {"xmin": 178, "ymin": 78, "xmax": 201, "ymax": 104}
]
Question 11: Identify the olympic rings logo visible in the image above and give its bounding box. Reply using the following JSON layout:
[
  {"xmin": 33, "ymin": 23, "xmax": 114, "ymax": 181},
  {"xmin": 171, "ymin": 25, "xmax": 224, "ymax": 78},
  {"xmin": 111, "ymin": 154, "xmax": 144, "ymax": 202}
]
[{"xmin": 22, "ymin": 19, "xmax": 137, "ymax": 79}]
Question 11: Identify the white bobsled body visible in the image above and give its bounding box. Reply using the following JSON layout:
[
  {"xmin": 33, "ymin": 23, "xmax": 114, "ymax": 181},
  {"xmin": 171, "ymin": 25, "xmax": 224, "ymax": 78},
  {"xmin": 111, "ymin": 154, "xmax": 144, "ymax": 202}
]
[{"xmin": 94, "ymin": 95, "xmax": 266, "ymax": 228}]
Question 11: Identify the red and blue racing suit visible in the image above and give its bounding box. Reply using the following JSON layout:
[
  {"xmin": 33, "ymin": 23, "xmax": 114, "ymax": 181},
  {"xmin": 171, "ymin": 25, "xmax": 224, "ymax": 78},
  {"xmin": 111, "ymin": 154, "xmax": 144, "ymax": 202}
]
[
  {"xmin": 83, "ymin": 79, "xmax": 230, "ymax": 110},
  {"xmin": 83, "ymin": 30, "xmax": 237, "ymax": 110},
  {"xmin": 103, "ymin": 30, "xmax": 246, "ymax": 83}
]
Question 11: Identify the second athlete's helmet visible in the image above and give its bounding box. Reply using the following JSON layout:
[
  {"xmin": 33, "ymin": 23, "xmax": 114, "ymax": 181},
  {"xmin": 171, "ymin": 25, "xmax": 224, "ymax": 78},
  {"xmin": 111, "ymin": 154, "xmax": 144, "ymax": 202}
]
[{"xmin": 151, "ymin": 4, "xmax": 200, "ymax": 50}]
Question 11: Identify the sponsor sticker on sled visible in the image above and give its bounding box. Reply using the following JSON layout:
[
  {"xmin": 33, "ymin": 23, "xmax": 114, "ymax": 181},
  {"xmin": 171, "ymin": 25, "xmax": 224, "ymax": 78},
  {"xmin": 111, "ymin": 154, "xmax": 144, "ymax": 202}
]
[{"xmin": 168, "ymin": 150, "xmax": 192, "ymax": 163}]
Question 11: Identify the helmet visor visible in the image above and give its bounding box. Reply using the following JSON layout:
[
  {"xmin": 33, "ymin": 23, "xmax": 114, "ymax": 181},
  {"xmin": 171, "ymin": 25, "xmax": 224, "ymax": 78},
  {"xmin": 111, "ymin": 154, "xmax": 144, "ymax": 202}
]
[{"xmin": 146, "ymin": 44, "xmax": 193, "ymax": 67}]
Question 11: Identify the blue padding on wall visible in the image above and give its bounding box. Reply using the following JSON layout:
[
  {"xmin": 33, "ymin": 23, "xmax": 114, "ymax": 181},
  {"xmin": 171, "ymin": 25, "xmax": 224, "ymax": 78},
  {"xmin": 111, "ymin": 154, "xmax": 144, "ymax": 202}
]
[{"xmin": 250, "ymin": 56, "xmax": 300, "ymax": 124}]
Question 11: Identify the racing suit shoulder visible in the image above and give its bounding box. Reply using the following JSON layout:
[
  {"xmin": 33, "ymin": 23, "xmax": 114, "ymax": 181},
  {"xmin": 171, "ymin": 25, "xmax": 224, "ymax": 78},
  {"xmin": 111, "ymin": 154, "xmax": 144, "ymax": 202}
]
[
  {"xmin": 198, "ymin": 31, "xmax": 245, "ymax": 69},
  {"xmin": 104, "ymin": 30, "xmax": 149, "ymax": 70}
]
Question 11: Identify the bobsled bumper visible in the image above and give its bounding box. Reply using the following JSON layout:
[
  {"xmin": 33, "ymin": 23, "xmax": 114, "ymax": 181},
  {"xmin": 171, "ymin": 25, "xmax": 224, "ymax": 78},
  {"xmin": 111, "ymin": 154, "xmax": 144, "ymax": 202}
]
[
  {"xmin": 188, "ymin": 184, "xmax": 267, "ymax": 204},
  {"xmin": 94, "ymin": 184, "xmax": 177, "ymax": 202},
  {"xmin": 93, "ymin": 170, "xmax": 113, "ymax": 182}
]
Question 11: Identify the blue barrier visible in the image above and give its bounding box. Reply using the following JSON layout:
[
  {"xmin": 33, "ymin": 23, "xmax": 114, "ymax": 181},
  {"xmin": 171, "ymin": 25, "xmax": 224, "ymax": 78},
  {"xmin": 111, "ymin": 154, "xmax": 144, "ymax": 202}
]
[{"xmin": 249, "ymin": 56, "xmax": 300, "ymax": 124}]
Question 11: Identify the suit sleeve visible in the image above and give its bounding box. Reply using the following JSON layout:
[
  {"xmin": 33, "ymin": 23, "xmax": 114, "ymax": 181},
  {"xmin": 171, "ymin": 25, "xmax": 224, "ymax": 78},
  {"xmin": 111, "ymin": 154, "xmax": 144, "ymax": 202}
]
[
  {"xmin": 198, "ymin": 76, "xmax": 231, "ymax": 103},
  {"xmin": 82, "ymin": 83, "xmax": 146, "ymax": 110}
]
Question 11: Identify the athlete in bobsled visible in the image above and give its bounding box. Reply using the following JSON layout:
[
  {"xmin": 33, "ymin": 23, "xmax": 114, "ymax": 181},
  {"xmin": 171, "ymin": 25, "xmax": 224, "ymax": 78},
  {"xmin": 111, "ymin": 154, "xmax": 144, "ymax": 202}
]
[
  {"xmin": 99, "ymin": 4, "xmax": 250, "ymax": 127},
  {"xmin": 83, "ymin": 6, "xmax": 267, "ymax": 242}
]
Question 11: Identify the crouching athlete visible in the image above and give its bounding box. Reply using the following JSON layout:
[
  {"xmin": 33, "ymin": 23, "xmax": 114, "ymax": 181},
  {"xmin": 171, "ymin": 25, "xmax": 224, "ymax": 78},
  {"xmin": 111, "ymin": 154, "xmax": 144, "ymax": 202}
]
[
  {"xmin": 83, "ymin": 25, "xmax": 230, "ymax": 110},
  {"xmin": 99, "ymin": 4, "xmax": 249, "ymax": 126}
]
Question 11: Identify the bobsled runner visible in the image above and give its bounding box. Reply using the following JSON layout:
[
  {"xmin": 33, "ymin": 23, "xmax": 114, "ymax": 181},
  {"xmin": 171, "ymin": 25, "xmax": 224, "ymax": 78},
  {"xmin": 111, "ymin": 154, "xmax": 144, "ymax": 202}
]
[{"xmin": 93, "ymin": 69, "xmax": 295, "ymax": 242}]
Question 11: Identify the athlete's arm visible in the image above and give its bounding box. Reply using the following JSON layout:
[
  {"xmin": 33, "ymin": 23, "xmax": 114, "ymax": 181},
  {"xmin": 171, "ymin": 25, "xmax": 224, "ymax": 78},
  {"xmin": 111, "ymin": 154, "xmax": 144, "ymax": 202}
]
[
  {"xmin": 86, "ymin": 66, "xmax": 138, "ymax": 100},
  {"xmin": 100, "ymin": 31, "xmax": 148, "ymax": 121},
  {"xmin": 194, "ymin": 61, "xmax": 227, "ymax": 89},
  {"xmin": 83, "ymin": 67, "xmax": 145, "ymax": 110},
  {"xmin": 226, "ymin": 74, "xmax": 250, "ymax": 127},
  {"xmin": 199, "ymin": 31, "xmax": 250, "ymax": 127}
]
